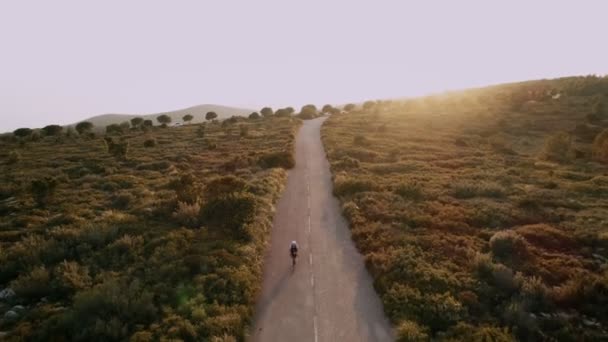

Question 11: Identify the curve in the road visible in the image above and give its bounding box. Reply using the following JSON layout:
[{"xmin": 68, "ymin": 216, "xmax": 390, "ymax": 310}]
[{"xmin": 250, "ymin": 117, "xmax": 393, "ymax": 342}]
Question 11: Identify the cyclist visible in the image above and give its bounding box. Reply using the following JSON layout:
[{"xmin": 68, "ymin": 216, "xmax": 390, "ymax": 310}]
[{"xmin": 290, "ymin": 241, "xmax": 299, "ymax": 265}]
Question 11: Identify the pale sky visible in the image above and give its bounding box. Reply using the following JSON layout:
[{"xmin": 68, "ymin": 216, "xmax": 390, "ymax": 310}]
[{"xmin": 1, "ymin": 0, "xmax": 606, "ymax": 132}]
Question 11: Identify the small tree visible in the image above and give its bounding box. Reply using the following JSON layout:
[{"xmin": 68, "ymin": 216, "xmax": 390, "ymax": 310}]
[
  {"xmin": 157, "ymin": 114, "xmax": 172, "ymax": 127},
  {"xmin": 248, "ymin": 112, "xmax": 260, "ymax": 119},
  {"xmin": 205, "ymin": 111, "xmax": 218, "ymax": 121},
  {"xmin": 13, "ymin": 128, "xmax": 33, "ymax": 138},
  {"xmin": 344, "ymin": 103, "xmax": 356, "ymax": 112},
  {"xmin": 363, "ymin": 100, "xmax": 376, "ymax": 110},
  {"xmin": 275, "ymin": 108, "xmax": 289, "ymax": 117},
  {"xmin": 274, "ymin": 108, "xmax": 289, "ymax": 117},
  {"xmin": 75, "ymin": 121, "xmax": 94, "ymax": 135},
  {"xmin": 130, "ymin": 117, "xmax": 144, "ymax": 128},
  {"xmin": 298, "ymin": 104, "xmax": 318, "ymax": 119},
  {"xmin": 119, "ymin": 121, "xmax": 131, "ymax": 131},
  {"xmin": 106, "ymin": 124, "xmax": 123, "ymax": 135},
  {"xmin": 42, "ymin": 125, "xmax": 63, "ymax": 136},
  {"xmin": 322, "ymin": 104, "xmax": 334, "ymax": 113},
  {"xmin": 183, "ymin": 114, "xmax": 193, "ymax": 124},
  {"xmin": 260, "ymin": 107, "xmax": 273, "ymax": 117},
  {"xmin": 31, "ymin": 177, "xmax": 58, "ymax": 207},
  {"xmin": 285, "ymin": 107, "xmax": 295, "ymax": 115},
  {"xmin": 142, "ymin": 119, "xmax": 153, "ymax": 128}
]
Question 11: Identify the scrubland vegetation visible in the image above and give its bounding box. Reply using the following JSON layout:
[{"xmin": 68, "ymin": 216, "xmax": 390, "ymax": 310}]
[
  {"xmin": 0, "ymin": 115, "xmax": 298, "ymax": 341},
  {"xmin": 323, "ymin": 76, "xmax": 608, "ymax": 341}
]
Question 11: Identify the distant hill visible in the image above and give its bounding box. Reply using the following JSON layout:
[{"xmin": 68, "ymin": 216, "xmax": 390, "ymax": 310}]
[{"xmin": 73, "ymin": 104, "xmax": 254, "ymax": 128}]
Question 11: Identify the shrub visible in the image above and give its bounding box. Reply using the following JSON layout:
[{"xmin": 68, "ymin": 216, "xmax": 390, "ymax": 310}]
[
  {"xmin": 344, "ymin": 103, "xmax": 356, "ymax": 111},
  {"xmin": 130, "ymin": 117, "xmax": 144, "ymax": 128},
  {"xmin": 384, "ymin": 284, "xmax": 464, "ymax": 332},
  {"xmin": 489, "ymin": 230, "xmax": 529, "ymax": 262},
  {"xmin": 394, "ymin": 182, "xmax": 424, "ymax": 200},
  {"xmin": 75, "ymin": 121, "xmax": 93, "ymax": 134},
  {"xmin": 520, "ymin": 276, "xmax": 549, "ymax": 311},
  {"xmin": 157, "ymin": 114, "xmax": 172, "ymax": 126},
  {"xmin": 142, "ymin": 119, "xmax": 153, "ymax": 128},
  {"xmin": 53, "ymin": 260, "xmax": 92, "ymax": 294},
  {"xmin": 197, "ymin": 125, "xmax": 206, "ymax": 138},
  {"xmin": 111, "ymin": 191, "xmax": 135, "ymax": 209},
  {"xmin": 31, "ymin": 177, "xmax": 58, "ymax": 207},
  {"xmin": 592, "ymin": 128, "xmax": 608, "ymax": 163},
  {"xmin": 334, "ymin": 177, "xmax": 376, "ymax": 197},
  {"xmin": 239, "ymin": 124, "xmax": 249, "ymax": 137},
  {"xmin": 205, "ymin": 175, "xmax": 249, "ymax": 200},
  {"xmin": 42, "ymin": 124, "xmax": 63, "ymax": 136},
  {"xmin": 59, "ymin": 278, "xmax": 157, "ymax": 340},
  {"xmin": 258, "ymin": 151, "xmax": 295, "ymax": 169},
  {"xmin": 8, "ymin": 150, "xmax": 21, "ymax": 164},
  {"xmin": 543, "ymin": 132, "xmax": 572, "ymax": 162},
  {"xmin": 143, "ymin": 138, "xmax": 156, "ymax": 148},
  {"xmin": 103, "ymin": 137, "xmax": 129, "ymax": 160},
  {"xmin": 396, "ymin": 320, "xmax": 429, "ymax": 342},
  {"xmin": 106, "ymin": 123, "xmax": 123, "ymax": 135},
  {"xmin": 136, "ymin": 160, "xmax": 171, "ymax": 171},
  {"xmin": 248, "ymin": 112, "xmax": 260, "ymax": 119},
  {"xmin": 206, "ymin": 111, "xmax": 218, "ymax": 121},
  {"xmin": 173, "ymin": 201, "xmax": 201, "ymax": 227},
  {"xmin": 170, "ymin": 173, "xmax": 201, "ymax": 204},
  {"xmin": 183, "ymin": 114, "xmax": 193, "ymax": 123},
  {"xmin": 11, "ymin": 265, "xmax": 51, "ymax": 299},
  {"xmin": 13, "ymin": 128, "xmax": 33, "ymax": 138},
  {"xmin": 201, "ymin": 193, "xmax": 258, "ymax": 239},
  {"xmin": 260, "ymin": 107, "xmax": 273, "ymax": 117},
  {"xmin": 491, "ymin": 264, "xmax": 523, "ymax": 293},
  {"xmin": 445, "ymin": 323, "xmax": 516, "ymax": 342}
]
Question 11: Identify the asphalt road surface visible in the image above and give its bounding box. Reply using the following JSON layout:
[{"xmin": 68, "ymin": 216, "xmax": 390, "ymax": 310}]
[{"xmin": 250, "ymin": 117, "xmax": 393, "ymax": 342}]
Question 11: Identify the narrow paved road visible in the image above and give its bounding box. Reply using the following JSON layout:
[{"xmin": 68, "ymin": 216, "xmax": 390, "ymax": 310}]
[{"xmin": 250, "ymin": 117, "xmax": 393, "ymax": 342}]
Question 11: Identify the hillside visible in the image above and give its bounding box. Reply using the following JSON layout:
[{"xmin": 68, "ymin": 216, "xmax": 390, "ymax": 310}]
[
  {"xmin": 322, "ymin": 75, "xmax": 608, "ymax": 341},
  {"xmin": 76, "ymin": 104, "xmax": 253, "ymax": 128},
  {"xmin": 0, "ymin": 115, "xmax": 298, "ymax": 340}
]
